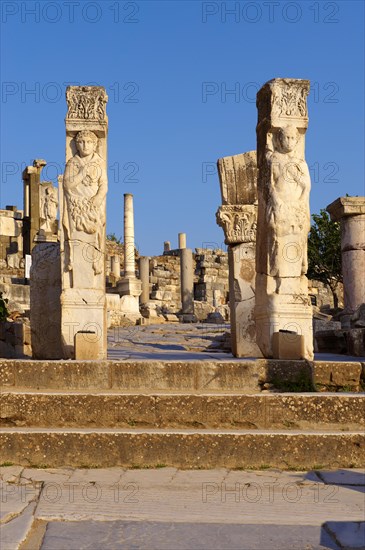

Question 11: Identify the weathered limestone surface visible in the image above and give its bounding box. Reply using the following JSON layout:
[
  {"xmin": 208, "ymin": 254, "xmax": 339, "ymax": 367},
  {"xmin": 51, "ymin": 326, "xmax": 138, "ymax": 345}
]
[
  {"xmin": 139, "ymin": 257, "xmax": 150, "ymax": 304},
  {"xmin": 60, "ymin": 86, "xmax": 108, "ymax": 359},
  {"xmin": 217, "ymin": 151, "xmax": 261, "ymax": 357},
  {"xmin": 0, "ymin": 207, "xmax": 23, "ymax": 265},
  {"xmin": 178, "ymin": 233, "xmax": 186, "ymax": 249},
  {"xmin": 22, "ymin": 159, "xmax": 47, "ymax": 255},
  {"xmin": 255, "ymin": 78, "xmax": 313, "ymax": 360},
  {"xmin": 327, "ymin": 196, "xmax": 365, "ymax": 326},
  {"xmin": 30, "ymin": 243, "xmax": 62, "ymax": 359},
  {"xmin": 180, "ymin": 248, "xmax": 195, "ymax": 319}
]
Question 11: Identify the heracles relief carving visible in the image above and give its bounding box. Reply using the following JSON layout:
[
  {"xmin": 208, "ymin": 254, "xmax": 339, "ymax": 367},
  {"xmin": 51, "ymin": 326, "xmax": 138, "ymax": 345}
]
[
  {"xmin": 265, "ymin": 124, "xmax": 310, "ymax": 277},
  {"xmin": 63, "ymin": 130, "xmax": 107, "ymax": 276},
  {"xmin": 216, "ymin": 205, "xmax": 257, "ymax": 244},
  {"xmin": 66, "ymin": 87, "xmax": 107, "ymax": 122}
]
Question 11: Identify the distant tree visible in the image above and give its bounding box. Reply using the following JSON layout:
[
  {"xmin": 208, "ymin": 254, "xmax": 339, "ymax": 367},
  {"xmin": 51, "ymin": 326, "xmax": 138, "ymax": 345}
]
[
  {"xmin": 308, "ymin": 209, "xmax": 342, "ymax": 308},
  {"xmin": 107, "ymin": 233, "xmax": 123, "ymax": 245}
]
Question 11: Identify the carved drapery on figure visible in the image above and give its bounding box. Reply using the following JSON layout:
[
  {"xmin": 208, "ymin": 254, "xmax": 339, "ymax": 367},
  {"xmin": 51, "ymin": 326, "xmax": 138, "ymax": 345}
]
[
  {"xmin": 40, "ymin": 185, "xmax": 58, "ymax": 233},
  {"xmin": 62, "ymin": 130, "xmax": 107, "ymax": 277},
  {"xmin": 264, "ymin": 124, "xmax": 311, "ymax": 277}
]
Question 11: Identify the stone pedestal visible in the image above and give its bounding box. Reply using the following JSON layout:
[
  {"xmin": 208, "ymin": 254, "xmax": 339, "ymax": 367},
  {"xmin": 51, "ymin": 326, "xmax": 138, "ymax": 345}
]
[
  {"xmin": 60, "ymin": 86, "xmax": 109, "ymax": 359},
  {"xmin": 139, "ymin": 257, "xmax": 150, "ymax": 304},
  {"xmin": 255, "ymin": 78, "xmax": 313, "ymax": 360},
  {"xmin": 178, "ymin": 233, "xmax": 186, "ymax": 250},
  {"xmin": 180, "ymin": 248, "xmax": 195, "ymax": 321},
  {"xmin": 216, "ymin": 151, "xmax": 261, "ymax": 357},
  {"xmin": 327, "ymin": 197, "xmax": 365, "ymax": 327}
]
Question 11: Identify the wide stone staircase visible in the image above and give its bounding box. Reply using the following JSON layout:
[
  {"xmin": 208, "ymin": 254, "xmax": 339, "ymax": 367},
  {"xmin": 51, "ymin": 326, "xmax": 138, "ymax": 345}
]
[{"xmin": 0, "ymin": 359, "xmax": 364, "ymax": 469}]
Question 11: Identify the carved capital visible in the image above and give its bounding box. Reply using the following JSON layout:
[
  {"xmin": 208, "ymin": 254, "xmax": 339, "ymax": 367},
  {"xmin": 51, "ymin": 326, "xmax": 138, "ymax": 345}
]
[
  {"xmin": 216, "ymin": 205, "xmax": 257, "ymax": 244},
  {"xmin": 66, "ymin": 86, "xmax": 108, "ymax": 123},
  {"xmin": 257, "ymin": 78, "xmax": 310, "ymax": 129}
]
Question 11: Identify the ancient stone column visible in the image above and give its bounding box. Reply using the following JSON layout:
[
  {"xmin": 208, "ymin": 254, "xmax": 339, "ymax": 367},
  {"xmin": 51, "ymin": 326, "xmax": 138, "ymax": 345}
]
[
  {"xmin": 139, "ymin": 256, "xmax": 150, "ymax": 304},
  {"xmin": 111, "ymin": 255, "xmax": 120, "ymax": 279},
  {"xmin": 180, "ymin": 247, "xmax": 195, "ymax": 321},
  {"xmin": 117, "ymin": 193, "xmax": 142, "ymax": 320},
  {"xmin": 60, "ymin": 86, "xmax": 109, "ymax": 359},
  {"xmin": 164, "ymin": 241, "xmax": 171, "ymax": 253},
  {"xmin": 178, "ymin": 233, "xmax": 186, "ymax": 249},
  {"xmin": 255, "ymin": 78, "xmax": 313, "ymax": 360},
  {"xmin": 216, "ymin": 151, "xmax": 261, "ymax": 357},
  {"xmin": 22, "ymin": 159, "xmax": 47, "ymax": 255},
  {"xmin": 327, "ymin": 197, "xmax": 365, "ymax": 326},
  {"xmin": 124, "ymin": 193, "xmax": 135, "ymax": 278}
]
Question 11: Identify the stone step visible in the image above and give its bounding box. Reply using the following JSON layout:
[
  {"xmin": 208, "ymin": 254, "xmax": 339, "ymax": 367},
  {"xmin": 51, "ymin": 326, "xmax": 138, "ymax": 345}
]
[
  {"xmin": 2, "ymin": 358, "xmax": 363, "ymax": 392},
  {"xmin": 0, "ymin": 392, "xmax": 363, "ymax": 431},
  {"xmin": 0, "ymin": 359, "xmax": 267, "ymax": 392},
  {"xmin": 0, "ymin": 428, "xmax": 363, "ymax": 469}
]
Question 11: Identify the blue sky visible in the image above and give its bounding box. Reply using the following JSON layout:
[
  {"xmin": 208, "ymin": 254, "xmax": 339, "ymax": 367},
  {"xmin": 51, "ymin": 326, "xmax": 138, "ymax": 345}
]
[{"xmin": 1, "ymin": 0, "xmax": 364, "ymax": 256}]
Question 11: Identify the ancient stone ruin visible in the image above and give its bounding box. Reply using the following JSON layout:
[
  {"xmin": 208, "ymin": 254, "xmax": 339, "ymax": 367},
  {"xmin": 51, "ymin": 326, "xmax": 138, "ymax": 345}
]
[
  {"xmin": 255, "ymin": 78, "xmax": 313, "ymax": 360},
  {"xmin": 60, "ymin": 86, "xmax": 109, "ymax": 359}
]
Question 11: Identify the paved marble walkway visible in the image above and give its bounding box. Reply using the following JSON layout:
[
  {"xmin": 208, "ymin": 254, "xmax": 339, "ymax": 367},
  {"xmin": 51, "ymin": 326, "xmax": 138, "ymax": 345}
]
[
  {"xmin": 1, "ymin": 466, "xmax": 364, "ymax": 549},
  {"xmin": 107, "ymin": 323, "xmax": 365, "ymax": 362}
]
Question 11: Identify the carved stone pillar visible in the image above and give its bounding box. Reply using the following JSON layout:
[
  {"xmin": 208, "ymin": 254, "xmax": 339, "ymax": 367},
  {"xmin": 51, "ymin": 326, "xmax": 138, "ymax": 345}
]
[
  {"xmin": 327, "ymin": 196, "xmax": 365, "ymax": 327},
  {"xmin": 60, "ymin": 86, "xmax": 108, "ymax": 359},
  {"xmin": 255, "ymin": 78, "xmax": 313, "ymax": 359},
  {"xmin": 216, "ymin": 151, "xmax": 261, "ymax": 357}
]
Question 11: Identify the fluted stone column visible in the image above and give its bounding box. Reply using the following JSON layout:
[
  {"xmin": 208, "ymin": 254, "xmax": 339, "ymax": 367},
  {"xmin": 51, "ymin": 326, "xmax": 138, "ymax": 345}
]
[
  {"xmin": 178, "ymin": 233, "xmax": 186, "ymax": 250},
  {"xmin": 327, "ymin": 196, "xmax": 365, "ymax": 327},
  {"xmin": 216, "ymin": 151, "xmax": 261, "ymax": 357},
  {"xmin": 139, "ymin": 256, "xmax": 150, "ymax": 304},
  {"xmin": 180, "ymin": 248, "xmax": 195, "ymax": 322}
]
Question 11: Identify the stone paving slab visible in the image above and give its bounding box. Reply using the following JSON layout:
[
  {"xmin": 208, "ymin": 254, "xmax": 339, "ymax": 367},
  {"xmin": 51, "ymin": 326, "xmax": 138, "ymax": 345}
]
[
  {"xmin": 40, "ymin": 520, "xmax": 340, "ymax": 550},
  {"xmin": 1, "ymin": 467, "xmax": 364, "ymax": 550},
  {"xmin": 325, "ymin": 521, "xmax": 365, "ymax": 549}
]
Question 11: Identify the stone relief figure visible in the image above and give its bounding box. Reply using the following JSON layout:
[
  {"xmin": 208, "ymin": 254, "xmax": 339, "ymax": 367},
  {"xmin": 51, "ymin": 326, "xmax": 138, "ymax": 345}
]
[
  {"xmin": 63, "ymin": 130, "xmax": 107, "ymax": 276},
  {"xmin": 265, "ymin": 124, "xmax": 311, "ymax": 277},
  {"xmin": 41, "ymin": 186, "xmax": 58, "ymax": 232}
]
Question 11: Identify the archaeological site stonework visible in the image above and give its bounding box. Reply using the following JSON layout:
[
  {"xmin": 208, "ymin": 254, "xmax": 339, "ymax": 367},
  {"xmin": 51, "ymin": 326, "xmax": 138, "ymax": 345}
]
[{"xmin": 255, "ymin": 78, "xmax": 313, "ymax": 360}]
